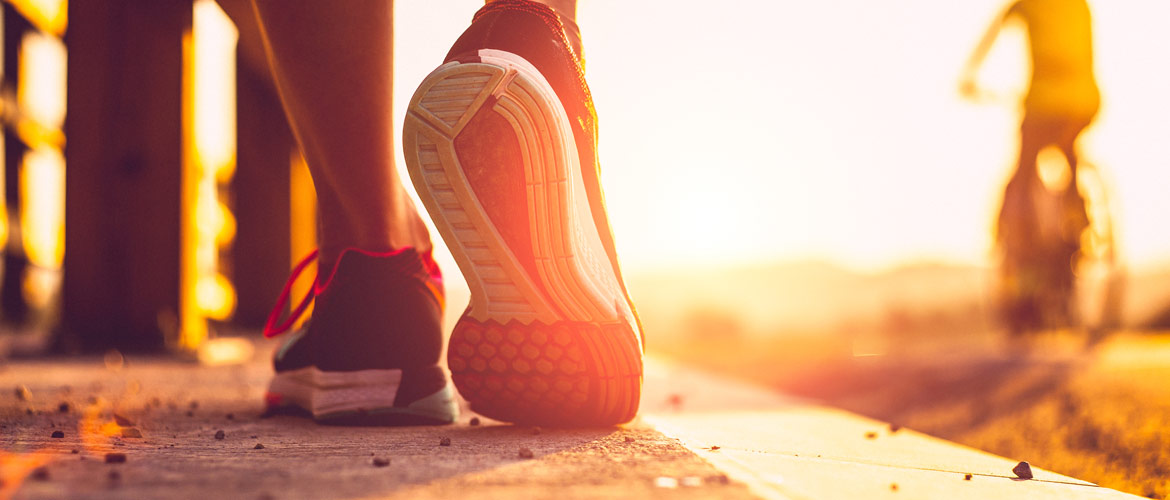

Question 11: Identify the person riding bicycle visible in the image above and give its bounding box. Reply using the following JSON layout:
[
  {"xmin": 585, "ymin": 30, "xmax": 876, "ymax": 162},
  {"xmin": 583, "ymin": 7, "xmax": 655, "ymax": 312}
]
[{"xmin": 961, "ymin": 0, "xmax": 1100, "ymax": 334}]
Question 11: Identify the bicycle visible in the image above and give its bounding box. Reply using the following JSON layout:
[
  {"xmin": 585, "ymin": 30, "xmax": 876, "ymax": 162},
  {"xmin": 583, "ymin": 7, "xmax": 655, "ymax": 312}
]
[{"xmin": 964, "ymin": 86, "xmax": 1122, "ymax": 344}]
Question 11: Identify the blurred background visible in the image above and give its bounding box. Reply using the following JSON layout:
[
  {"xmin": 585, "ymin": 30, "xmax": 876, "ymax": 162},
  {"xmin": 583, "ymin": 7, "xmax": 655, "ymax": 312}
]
[{"xmin": 0, "ymin": 0, "xmax": 1167, "ymax": 496}]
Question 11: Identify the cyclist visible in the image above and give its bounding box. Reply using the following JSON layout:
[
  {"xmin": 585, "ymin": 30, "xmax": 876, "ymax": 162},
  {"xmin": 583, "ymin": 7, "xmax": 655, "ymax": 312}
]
[{"xmin": 960, "ymin": 0, "xmax": 1099, "ymax": 335}]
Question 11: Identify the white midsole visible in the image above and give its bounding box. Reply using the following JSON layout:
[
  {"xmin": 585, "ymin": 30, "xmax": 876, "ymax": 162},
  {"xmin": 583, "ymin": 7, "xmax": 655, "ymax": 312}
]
[
  {"xmin": 267, "ymin": 367, "xmax": 402, "ymax": 417},
  {"xmin": 404, "ymin": 49, "xmax": 635, "ymax": 328}
]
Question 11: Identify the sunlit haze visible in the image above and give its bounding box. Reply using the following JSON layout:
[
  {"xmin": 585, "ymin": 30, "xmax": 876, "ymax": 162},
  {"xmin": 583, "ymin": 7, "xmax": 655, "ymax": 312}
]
[{"xmin": 395, "ymin": 0, "xmax": 1170, "ymax": 274}]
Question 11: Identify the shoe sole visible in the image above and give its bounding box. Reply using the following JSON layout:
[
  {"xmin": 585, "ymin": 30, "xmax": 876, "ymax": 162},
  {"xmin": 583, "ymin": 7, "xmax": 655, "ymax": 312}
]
[
  {"xmin": 404, "ymin": 49, "xmax": 642, "ymax": 426},
  {"xmin": 265, "ymin": 367, "xmax": 458, "ymax": 425}
]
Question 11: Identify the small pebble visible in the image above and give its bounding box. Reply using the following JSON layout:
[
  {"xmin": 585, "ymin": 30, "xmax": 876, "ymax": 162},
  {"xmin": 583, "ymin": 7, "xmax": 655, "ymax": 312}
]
[
  {"xmin": 250, "ymin": 435, "xmax": 258, "ymax": 439},
  {"xmin": 214, "ymin": 430, "xmax": 225, "ymax": 440},
  {"xmin": 51, "ymin": 430, "xmax": 65, "ymax": 438},
  {"xmin": 122, "ymin": 428, "xmax": 143, "ymax": 438},
  {"xmin": 530, "ymin": 426, "xmax": 542, "ymax": 435},
  {"xmin": 15, "ymin": 385, "xmax": 32, "ymax": 401},
  {"xmin": 226, "ymin": 413, "xmax": 234, "ymax": 420},
  {"xmin": 105, "ymin": 452, "xmax": 127, "ymax": 463},
  {"xmin": 440, "ymin": 437, "xmax": 451, "ymax": 447},
  {"xmin": 1012, "ymin": 461, "xmax": 1033, "ymax": 479},
  {"xmin": 469, "ymin": 417, "xmax": 480, "ymax": 426},
  {"xmin": 624, "ymin": 436, "xmax": 635, "ymax": 443},
  {"xmin": 71, "ymin": 449, "xmax": 80, "ymax": 454},
  {"xmin": 865, "ymin": 432, "xmax": 878, "ymax": 439},
  {"xmin": 964, "ymin": 473, "xmax": 973, "ymax": 481},
  {"xmin": 114, "ymin": 414, "xmax": 135, "ymax": 426},
  {"xmin": 889, "ymin": 423, "xmax": 902, "ymax": 433},
  {"xmin": 31, "ymin": 467, "xmax": 49, "ymax": 481},
  {"xmin": 58, "ymin": 402, "xmax": 70, "ymax": 413},
  {"xmin": 518, "ymin": 447, "xmax": 534, "ymax": 459},
  {"xmin": 189, "ymin": 401, "xmax": 199, "ymax": 410},
  {"xmin": 708, "ymin": 474, "xmax": 731, "ymax": 485},
  {"xmin": 372, "ymin": 457, "xmax": 390, "ymax": 467},
  {"xmin": 254, "ymin": 443, "xmax": 265, "ymax": 450},
  {"xmin": 186, "ymin": 411, "xmax": 194, "ymax": 417}
]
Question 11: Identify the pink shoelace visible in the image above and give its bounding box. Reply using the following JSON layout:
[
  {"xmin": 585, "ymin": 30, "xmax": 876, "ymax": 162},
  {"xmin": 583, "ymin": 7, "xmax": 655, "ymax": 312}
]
[
  {"xmin": 263, "ymin": 250, "xmax": 319, "ymax": 338},
  {"xmin": 263, "ymin": 247, "xmax": 442, "ymax": 338}
]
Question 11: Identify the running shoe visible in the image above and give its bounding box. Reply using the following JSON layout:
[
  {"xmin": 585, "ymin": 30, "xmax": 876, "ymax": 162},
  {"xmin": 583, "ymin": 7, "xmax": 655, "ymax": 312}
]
[
  {"xmin": 403, "ymin": 0, "xmax": 643, "ymax": 426},
  {"xmin": 263, "ymin": 247, "xmax": 459, "ymax": 425}
]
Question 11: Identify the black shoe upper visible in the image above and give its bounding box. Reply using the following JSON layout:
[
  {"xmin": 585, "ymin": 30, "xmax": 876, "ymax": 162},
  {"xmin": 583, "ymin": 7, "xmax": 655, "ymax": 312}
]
[{"xmin": 273, "ymin": 249, "xmax": 444, "ymax": 374}]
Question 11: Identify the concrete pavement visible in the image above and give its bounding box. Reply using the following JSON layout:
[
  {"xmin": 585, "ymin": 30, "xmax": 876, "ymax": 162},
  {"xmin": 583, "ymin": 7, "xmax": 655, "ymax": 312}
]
[
  {"xmin": 0, "ymin": 354, "xmax": 747, "ymax": 499},
  {"xmin": 0, "ymin": 348, "xmax": 1149, "ymax": 499}
]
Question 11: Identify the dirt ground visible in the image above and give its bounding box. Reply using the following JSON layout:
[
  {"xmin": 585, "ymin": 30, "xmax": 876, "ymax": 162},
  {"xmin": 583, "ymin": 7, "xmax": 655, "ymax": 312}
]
[
  {"xmin": 0, "ymin": 356, "xmax": 750, "ymax": 500},
  {"xmin": 655, "ymin": 330, "xmax": 1170, "ymax": 500}
]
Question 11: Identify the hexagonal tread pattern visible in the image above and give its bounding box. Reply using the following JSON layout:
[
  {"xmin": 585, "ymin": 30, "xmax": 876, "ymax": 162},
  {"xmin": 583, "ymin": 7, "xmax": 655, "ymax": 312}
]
[{"xmin": 449, "ymin": 316, "xmax": 642, "ymax": 426}]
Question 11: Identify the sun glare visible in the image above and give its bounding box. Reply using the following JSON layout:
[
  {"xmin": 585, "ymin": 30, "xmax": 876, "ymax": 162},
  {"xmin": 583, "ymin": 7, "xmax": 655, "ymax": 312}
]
[
  {"xmin": 393, "ymin": 1, "xmax": 1170, "ymax": 277},
  {"xmin": 578, "ymin": 0, "xmax": 1169, "ymax": 272},
  {"xmin": 181, "ymin": 0, "xmax": 239, "ymax": 349}
]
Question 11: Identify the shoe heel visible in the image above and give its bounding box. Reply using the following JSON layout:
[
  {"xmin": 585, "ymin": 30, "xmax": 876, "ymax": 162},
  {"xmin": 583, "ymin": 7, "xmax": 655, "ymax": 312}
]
[
  {"xmin": 448, "ymin": 314, "xmax": 641, "ymax": 426},
  {"xmin": 405, "ymin": 50, "xmax": 633, "ymax": 326}
]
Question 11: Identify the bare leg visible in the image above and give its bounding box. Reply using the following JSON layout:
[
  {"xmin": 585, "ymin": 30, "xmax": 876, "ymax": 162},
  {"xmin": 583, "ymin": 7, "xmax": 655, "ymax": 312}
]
[{"xmin": 251, "ymin": 0, "xmax": 431, "ymax": 270}]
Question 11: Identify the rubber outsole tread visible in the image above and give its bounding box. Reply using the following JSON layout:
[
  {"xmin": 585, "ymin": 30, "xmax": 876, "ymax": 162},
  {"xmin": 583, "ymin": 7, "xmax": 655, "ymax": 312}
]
[{"xmin": 448, "ymin": 316, "xmax": 641, "ymax": 426}]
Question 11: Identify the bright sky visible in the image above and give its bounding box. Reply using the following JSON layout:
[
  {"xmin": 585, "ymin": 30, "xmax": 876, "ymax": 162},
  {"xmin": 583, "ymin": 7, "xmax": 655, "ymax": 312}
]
[{"xmin": 393, "ymin": 0, "xmax": 1170, "ymax": 274}]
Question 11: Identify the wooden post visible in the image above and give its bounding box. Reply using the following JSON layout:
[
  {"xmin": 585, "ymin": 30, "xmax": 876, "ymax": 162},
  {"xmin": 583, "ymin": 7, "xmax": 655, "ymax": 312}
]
[{"xmin": 62, "ymin": 1, "xmax": 191, "ymax": 351}]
